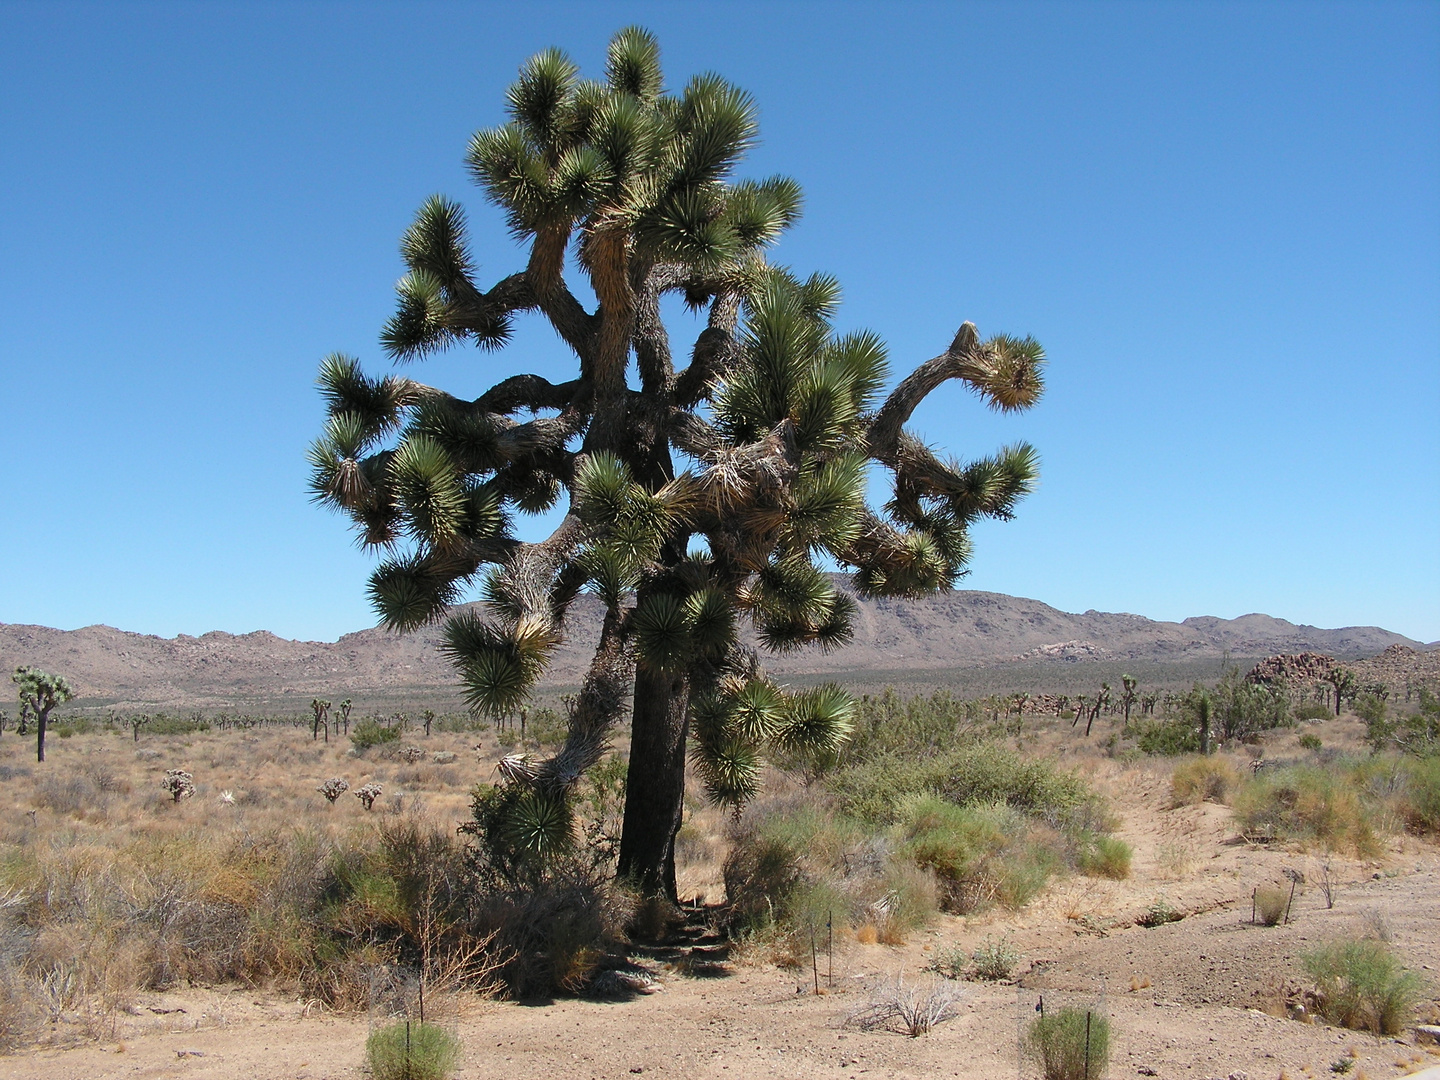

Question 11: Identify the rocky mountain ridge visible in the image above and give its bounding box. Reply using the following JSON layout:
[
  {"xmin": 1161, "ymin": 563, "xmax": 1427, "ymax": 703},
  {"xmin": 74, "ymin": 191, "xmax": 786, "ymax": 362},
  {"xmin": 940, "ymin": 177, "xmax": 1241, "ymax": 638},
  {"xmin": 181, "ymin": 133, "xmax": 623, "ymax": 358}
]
[{"xmin": 1, "ymin": 588, "xmax": 1427, "ymax": 710}]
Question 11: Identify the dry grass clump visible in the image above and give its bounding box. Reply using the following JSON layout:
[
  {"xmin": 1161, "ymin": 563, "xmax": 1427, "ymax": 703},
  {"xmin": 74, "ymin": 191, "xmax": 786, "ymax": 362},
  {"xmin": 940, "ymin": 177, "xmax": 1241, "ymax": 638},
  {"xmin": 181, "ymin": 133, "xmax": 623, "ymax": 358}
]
[
  {"xmin": 1233, "ymin": 764, "xmax": 1383, "ymax": 855},
  {"xmin": 1025, "ymin": 1005, "xmax": 1110, "ymax": 1080},
  {"xmin": 848, "ymin": 973, "xmax": 966, "ymax": 1036},
  {"xmin": 1254, "ymin": 882, "xmax": 1291, "ymax": 926},
  {"xmin": 366, "ymin": 1020, "xmax": 462, "ymax": 1080},
  {"xmin": 1170, "ymin": 755, "xmax": 1240, "ymax": 805}
]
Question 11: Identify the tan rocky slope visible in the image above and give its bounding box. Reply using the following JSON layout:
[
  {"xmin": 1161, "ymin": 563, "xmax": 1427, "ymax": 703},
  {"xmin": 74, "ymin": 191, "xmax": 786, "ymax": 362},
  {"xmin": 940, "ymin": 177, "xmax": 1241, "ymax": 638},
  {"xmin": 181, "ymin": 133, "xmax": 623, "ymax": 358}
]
[{"xmin": 0, "ymin": 586, "xmax": 1425, "ymax": 710}]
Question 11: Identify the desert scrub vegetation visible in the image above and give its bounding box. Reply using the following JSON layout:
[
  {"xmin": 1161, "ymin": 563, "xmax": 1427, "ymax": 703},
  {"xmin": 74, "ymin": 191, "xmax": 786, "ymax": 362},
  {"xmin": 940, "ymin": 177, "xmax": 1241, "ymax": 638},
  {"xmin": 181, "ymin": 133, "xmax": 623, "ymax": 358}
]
[
  {"xmin": 1231, "ymin": 755, "xmax": 1440, "ymax": 853},
  {"xmin": 723, "ymin": 739, "xmax": 1122, "ymax": 956},
  {"xmin": 1170, "ymin": 755, "xmax": 1241, "ymax": 805},
  {"xmin": 1301, "ymin": 936, "xmax": 1426, "ymax": 1035},
  {"xmin": 1025, "ymin": 1005, "xmax": 1110, "ymax": 1080},
  {"xmin": 366, "ymin": 1020, "xmax": 463, "ymax": 1080}
]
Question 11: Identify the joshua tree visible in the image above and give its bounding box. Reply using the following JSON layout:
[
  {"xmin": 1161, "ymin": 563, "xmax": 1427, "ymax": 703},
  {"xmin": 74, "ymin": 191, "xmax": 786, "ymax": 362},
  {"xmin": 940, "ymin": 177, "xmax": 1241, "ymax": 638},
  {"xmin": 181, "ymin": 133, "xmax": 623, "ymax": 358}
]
[
  {"xmin": 1119, "ymin": 674, "xmax": 1138, "ymax": 726},
  {"xmin": 308, "ymin": 28, "xmax": 1045, "ymax": 900},
  {"xmin": 12, "ymin": 666, "xmax": 74, "ymax": 763},
  {"xmin": 130, "ymin": 714, "xmax": 151, "ymax": 742},
  {"xmin": 161, "ymin": 769, "xmax": 196, "ymax": 803},
  {"xmin": 310, "ymin": 698, "xmax": 332, "ymax": 742},
  {"xmin": 1325, "ymin": 666, "xmax": 1356, "ymax": 717},
  {"xmin": 338, "ymin": 698, "xmax": 354, "ymax": 735},
  {"xmin": 422, "ymin": 708, "xmax": 436, "ymax": 737}
]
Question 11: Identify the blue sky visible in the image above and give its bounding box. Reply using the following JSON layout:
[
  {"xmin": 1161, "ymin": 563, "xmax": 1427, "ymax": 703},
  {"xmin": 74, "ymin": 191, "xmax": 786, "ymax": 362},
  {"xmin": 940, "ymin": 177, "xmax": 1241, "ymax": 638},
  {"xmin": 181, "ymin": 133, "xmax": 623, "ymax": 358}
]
[{"xmin": 1, "ymin": 1, "xmax": 1436, "ymax": 644}]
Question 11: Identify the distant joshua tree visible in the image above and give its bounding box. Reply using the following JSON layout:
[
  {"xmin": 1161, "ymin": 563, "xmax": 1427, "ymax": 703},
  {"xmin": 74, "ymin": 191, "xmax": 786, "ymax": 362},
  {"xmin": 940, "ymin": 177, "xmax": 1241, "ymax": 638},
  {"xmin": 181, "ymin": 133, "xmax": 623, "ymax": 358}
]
[
  {"xmin": 1325, "ymin": 667, "xmax": 1356, "ymax": 717},
  {"xmin": 161, "ymin": 769, "xmax": 196, "ymax": 803},
  {"xmin": 355, "ymin": 782, "xmax": 384, "ymax": 810},
  {"xmin": 338, "ymin": 699, "xmax": 354, "ymax": 735},
  {"xmin": 12, "ymin": 666, "xmax": 74, "ymax": 763},
  {"xmin": 318, "ymin": 777, "xmax": 350, "ymax": 803},
  {"xmin": 311, "ymin": 698, "xmax": 332, "ymax": 742},
  {"xmin": 130, "ymin": 714, "xmax": 151, "ymax": 742},
  {"xmin": 422, "ymin": 709, "xmax": 436, "ymax": 737},
  {"xmin": 1119, "ymin": 674, "xmax": 1138, "ymax": 726}
]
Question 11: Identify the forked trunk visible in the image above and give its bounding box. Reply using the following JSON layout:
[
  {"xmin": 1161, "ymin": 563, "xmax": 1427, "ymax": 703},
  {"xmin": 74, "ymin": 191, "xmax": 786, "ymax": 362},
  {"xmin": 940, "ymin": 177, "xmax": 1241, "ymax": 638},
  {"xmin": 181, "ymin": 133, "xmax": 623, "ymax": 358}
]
[{"xmin": 617, "ymin": 665, "xmax": 690, "ymax": 904}]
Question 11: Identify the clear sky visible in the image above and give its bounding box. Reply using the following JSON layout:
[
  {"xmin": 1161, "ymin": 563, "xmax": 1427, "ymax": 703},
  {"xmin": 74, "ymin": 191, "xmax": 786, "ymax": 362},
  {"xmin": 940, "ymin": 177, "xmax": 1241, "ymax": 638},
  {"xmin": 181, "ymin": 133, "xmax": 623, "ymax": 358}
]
[{"xmin": 1, "ymin": 1, "xmax": 1436, "ymax": 644}]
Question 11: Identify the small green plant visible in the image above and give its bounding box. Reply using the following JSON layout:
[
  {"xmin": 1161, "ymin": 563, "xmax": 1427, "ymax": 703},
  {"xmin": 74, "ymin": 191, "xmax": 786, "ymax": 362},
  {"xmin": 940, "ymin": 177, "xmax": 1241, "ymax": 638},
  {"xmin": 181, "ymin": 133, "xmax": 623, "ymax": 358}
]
[
  {"xmin": 1077, "ymin": 835, "xmax": 1132, "ymax": 880},
  {"xmin": 970, "ymin": 934, "xmax": 1020, "ymax": 980},
  {"xmin": 365, "ymin": 1020, "xmax": 462, "ymax": 1080},
  {"xmin": 1298, "ymin": 732, "xmax": 1323, "ymax": 752},
  {"xmin": 1301, "ymin": 937, "xmax": 1425, "ymax": 1035},
  {"xmin": 1330, "ymin": 1058, "xmax": 1355, "ymax": 1074},
  {"xmin": 1025, "ymin": 1005, "xmax": 1109, "ymax": 1080},
  {"xmin": 351, "ymin": 718, "xmax": 401, "ymax": 751},
  {"xmin": 1254, "ymin": 883, "xmax": 1290, "ymax": 926},
  {"xmin": 926, "ymin": 942, "xmax": 969, "ymax": 980},
  {"xmin": 1294, "ymin": 699, "xmax": 1332, "ymax": 721}
]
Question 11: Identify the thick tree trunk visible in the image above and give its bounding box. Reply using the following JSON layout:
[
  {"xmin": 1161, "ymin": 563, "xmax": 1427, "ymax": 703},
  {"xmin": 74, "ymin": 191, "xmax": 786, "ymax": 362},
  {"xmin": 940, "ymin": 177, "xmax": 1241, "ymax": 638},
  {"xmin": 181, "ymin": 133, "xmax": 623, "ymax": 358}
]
[
  {"xmin": 36, "ymin": 711, "xmax": 47, "ymax": 763},
  {"xmin": 617, "ymin": 665, "xmax": 690, "ymax": 904}
]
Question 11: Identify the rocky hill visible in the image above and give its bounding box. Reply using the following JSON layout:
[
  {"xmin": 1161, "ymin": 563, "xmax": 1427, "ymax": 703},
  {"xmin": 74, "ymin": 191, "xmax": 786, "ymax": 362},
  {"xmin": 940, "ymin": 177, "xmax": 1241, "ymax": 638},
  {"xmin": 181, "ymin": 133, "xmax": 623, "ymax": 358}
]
[{"xmin": 0, "ymin": 587, "xmax": 1426, "ymax": 711}]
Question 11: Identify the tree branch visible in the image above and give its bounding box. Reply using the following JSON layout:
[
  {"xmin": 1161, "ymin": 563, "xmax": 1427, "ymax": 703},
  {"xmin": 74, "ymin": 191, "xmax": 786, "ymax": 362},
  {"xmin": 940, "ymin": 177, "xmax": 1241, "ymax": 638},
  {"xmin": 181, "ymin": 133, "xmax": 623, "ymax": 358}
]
[{"xmin": 866, "ymin": 322, "xmax": 983, "ymax": 461}]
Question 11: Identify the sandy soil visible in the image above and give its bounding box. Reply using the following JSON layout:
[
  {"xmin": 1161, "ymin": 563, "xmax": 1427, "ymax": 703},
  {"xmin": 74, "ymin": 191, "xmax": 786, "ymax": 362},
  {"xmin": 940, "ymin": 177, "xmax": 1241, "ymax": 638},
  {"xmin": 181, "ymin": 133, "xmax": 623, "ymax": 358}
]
[{"xmin": 3, "ymin": 717, "xmax": 1438, "ymax": 1080}]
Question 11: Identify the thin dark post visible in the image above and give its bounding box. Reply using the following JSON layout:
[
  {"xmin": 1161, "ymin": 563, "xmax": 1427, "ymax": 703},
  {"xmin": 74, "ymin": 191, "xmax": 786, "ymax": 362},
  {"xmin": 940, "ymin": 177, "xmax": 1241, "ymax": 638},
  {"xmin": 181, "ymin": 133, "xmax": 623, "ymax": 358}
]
[
  {"xmin": 1284, "ymin": 879, "xmax": 1297, "ymax": 924},
  {"xmin": 418, "ymin": 978, "xmax": 424, "ymax": 1024},
  {"xmin": 1084, "ymin": 1010, "xmax": 1092, "ymax": 1080},
  {"xmin": 827, "ymin": 910, "xmax": 833, "ymax": 988},
  {"xmin": 810, "ymin": 925, "xmax": 819, "ymax": 994},
  {"xmin": 405, "ymin": 1019, "xmax": 412, "ymax": 1080},
  {"xmin": 1252, "ymin": 887, "xmax": 1257, "ymax": 925}
]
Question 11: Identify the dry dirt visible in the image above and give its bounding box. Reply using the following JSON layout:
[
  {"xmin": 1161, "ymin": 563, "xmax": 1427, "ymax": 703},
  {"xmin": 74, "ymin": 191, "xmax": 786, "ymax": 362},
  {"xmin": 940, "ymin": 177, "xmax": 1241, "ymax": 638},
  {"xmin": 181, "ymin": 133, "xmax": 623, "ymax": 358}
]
[{"xmin": 2, "ymin": 717, "xmax": 1438, "ymax": 1080}]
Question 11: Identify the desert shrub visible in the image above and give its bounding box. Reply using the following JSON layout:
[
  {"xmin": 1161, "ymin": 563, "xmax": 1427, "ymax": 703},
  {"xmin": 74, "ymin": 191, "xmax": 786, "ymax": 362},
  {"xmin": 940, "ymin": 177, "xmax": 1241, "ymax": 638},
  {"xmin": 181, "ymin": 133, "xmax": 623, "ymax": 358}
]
[
  {"xmin": 1076, "ymin": 835, "xmax": 1132, "ymax": 880},
  {"xmin": 366, "ymin": 1020, "xmax": 462, "ymax": 1080},
  {"xmin": 841, "ymin": 689, "xmax": 977, "ymax": 764},
  {"xmin": 849, "ymin": 973, "xmax": 966, "ymax": 1036},
  {"xmin": 829, "ymin": 742, "xmax": 1095, "ymax": 830},
  {"xmin": 1212, "ymin": 670, "xmax": 1291, "ymax": 742},
  {"xmin": 1254, "ymin": 883, "xmax": 1290, "ymax": 926},
  {"xmin": 970, "ymin": 934, "xmax": 1021, "ymax": 980},
  {"xmin": 1294, "ymin": 700, "xmax": 1332, "ymax": 722},
  {"xmin": 1367, "ymin": 690, "xmax": 1440, "ymax": 756},
  {"xmin": 927, "ymin": 942, "xmax": 969, "ymax": 979},
  {"xmin": 1133, "ymin": 717, "xmax": 1200, "ymax": 756},
  {"xmin": 1301, "ymin": 937, "xmax": 1425, "ymax": 1035},
  {"xmin": 1232, "ymin": 764, "xmax": 1381, "ymax": 855},
  {"xmin": 1171, "ymin": 756, "xmax": 1241, "ymax": 805},
  {"xmin": 1025, "ymin": 1005, "xmax": 1110, "ymax": 1080},
  {"xmin": 351, "ymin": 719, "xmax": 401, "ymax": 751},
  {"xmin": 1136, "ymin": 898, "xmax": 1182, "ymax": 928},
  {"xmin": 33, "ymin": 772, "xmax": 105, "ymax": 815},
  {"xmin": 144, "ymin": 714, "xmax": 210, "ymax": 736},
  {"xmin": 1298, "ymin": 732, "xmax": 1323, "ymax": 752},
  {"xmin": 898, "ymin": 797, "xmax": 1061, "ymax": 912},
  {"xmin": 1398, "ymin": 755, "xmax": 1440, "ymax": 834}
]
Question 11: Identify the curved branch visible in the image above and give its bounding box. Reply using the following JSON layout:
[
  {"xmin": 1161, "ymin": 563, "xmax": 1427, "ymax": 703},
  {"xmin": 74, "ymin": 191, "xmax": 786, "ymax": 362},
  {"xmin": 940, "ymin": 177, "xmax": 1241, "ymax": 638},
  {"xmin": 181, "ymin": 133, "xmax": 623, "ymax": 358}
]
[
  {"xmin": 476, "ymin": 374, "xmax": 585, "ymax": 415},
  {"xmin": 672, "ymin": 289, "xmax": 742, "ymax": 407},
  {"xmin": 865, "ymin": 322, "xmax": 982, "ymax": 461}
]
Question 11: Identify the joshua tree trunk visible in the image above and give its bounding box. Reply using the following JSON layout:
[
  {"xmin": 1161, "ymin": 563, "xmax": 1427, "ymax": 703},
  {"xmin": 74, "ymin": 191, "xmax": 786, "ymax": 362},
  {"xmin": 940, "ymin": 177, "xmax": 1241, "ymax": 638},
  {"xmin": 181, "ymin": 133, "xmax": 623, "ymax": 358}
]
[{"xmin": 617, "ymin": 666, "xmax": 691, "ymax": 903}]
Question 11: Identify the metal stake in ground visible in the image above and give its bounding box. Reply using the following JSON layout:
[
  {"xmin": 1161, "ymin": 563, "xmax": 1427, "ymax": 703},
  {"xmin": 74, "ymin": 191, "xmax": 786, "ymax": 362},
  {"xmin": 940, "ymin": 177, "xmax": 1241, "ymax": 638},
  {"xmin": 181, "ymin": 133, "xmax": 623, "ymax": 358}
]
[
  {"xmin": 827, "ymin": 910, "xmax": 833, "ymax": 989},
  {"xmin": 1084, "ymin": 1010, "xmax": 1092, "ymax": 1080},
  {"xmin": 810, "ymin": 925, "xmax": 819, "ymax": 994}
]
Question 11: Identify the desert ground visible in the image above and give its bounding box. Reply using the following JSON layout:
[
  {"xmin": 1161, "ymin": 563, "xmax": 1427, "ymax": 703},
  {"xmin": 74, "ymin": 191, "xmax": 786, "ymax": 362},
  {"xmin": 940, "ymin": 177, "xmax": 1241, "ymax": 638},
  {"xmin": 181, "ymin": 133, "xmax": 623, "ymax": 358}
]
[{"xmin": 1, "ymin": 708, "xmax": 1437, "ymax": 1080}]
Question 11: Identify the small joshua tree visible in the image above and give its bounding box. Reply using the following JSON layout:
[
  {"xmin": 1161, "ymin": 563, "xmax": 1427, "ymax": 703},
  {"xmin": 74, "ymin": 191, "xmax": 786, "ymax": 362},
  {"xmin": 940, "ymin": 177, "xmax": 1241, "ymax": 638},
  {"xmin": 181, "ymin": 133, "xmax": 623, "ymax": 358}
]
[
  {"xmin": 130, "ymin": 713, "xmax": 151, "ymax": 742},
  {"xmin": 338, "ymin": 698, "xmax": 353, "ymax": 735},
  {"xmin": 12, "ymin": 666, "xmax": 74, "ymax": 763},
  {"xmin": 1119, "ymin": 674, "xmax": 1138, "ymax": 727},
  {"xmin": 355, "ymin": 781, "xmax": 384, "ymax": 810},
  {"xmin": 161, "ymin": 769, "xmax": 196, "ymax": 804},
  {"xmin": 422, "ymin": 708, "xmax": 436, "ymax": 737},
  {"xmin": 318, "ymin": 777, "xmax": 350, "ymax": 803}
]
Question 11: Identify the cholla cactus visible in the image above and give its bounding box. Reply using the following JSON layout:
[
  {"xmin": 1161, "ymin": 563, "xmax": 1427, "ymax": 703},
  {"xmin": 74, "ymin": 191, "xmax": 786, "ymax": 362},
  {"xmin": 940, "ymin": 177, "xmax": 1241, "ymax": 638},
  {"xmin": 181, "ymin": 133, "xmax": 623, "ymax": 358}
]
[
  {"xmin": 160, "ymin": 769, "xmax": 195, "ymax": 804},
  {"xmin": 317, "ymin": 777, "xmax": 350, "ymax": 803},
  {"xmin": 397, "ymin": 745, "xmax": 423, "ymax": 764},
  {"xmin": 354, "ymin": 781, "xmax": 383, "ymax": 810}
]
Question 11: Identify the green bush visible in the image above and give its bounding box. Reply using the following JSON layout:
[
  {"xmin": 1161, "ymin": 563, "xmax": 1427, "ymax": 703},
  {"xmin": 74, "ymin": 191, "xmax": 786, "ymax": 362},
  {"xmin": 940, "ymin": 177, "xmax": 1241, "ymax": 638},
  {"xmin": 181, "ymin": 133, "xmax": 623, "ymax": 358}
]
[
  {"xmin": 1298, "ymin": 732, "xmax": 1323, "ymax": 752},
  {"xmin": 1025, "ymin": 1006, "xmax": 1109, "ymax": 1080},
  {"xmin": 365, "ymin": 1020, "xmax": 462, "ymax": 1080},
  {"xmin": 1294, "ymin": 700, "xmax": 1332, "ymax": 721},
  {"xmin": 828, "ymin": 741, "xmax": 1094, "ymax": 828},
  {"xmin": 1301, "ymin": 937, "xmax": 1425, "ymax": 1035},
  {"xmin": 146, "ymin": 713, "xmax": 211, "ymax": 735},
  {"xmin": 351, "ymin": 718, "xmax": 402, "ymax": 751},
  {"xmin": 1076, "ymin": 835, "xmax": 1132, "ymax": 880},
  {"xmin": 970, "ymin": 934, "xmax": 1020, "ymax": 980},
  {"xmin": 898, "ymin": 797, "xmax": 1060, "ymax": 912},
  {"xmin": 1133, "ymin": 717, "xmax": 1200, "ymax": 756},
  {"xmin": 1399, "ymin": 755, "xmax": 1440, "ymax": 835}
]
